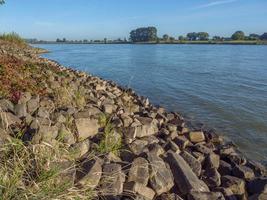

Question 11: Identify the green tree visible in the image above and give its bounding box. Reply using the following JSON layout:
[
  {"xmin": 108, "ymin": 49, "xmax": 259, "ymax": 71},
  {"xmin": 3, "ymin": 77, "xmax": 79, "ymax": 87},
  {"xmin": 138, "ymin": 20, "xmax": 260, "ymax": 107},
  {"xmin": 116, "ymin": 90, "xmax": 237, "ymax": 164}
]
[
  {"xmin": 178, "ymin": 35, "xmax": 188, "ymax": 41},
  {"xmin": 231, "ymin": 31, "xmax": 245, "ymax": 40},
  {"xmin": 248, "ymin": 34, "xmax": 260, "ymax": 40},
  {"xmin": 212, "ymin": 36, "xmax": 222, "ymax": 41},
  {"xmin": 260, "ymin": 33, "xmax": 267, "ymax": 40},
  {"xmin": 0, "ymin": 0, "xmax": 5, "ymax": 5},
  {"xmin": 198, "ymin": 32, "xmax": 209, "ymax": 40},
  {"xmin": 130, "ymin": 27, "xmax": 157, "ymax": 42},
  {"xmin": 163, "ymin": 34, "xmax": 169, "ymax": 41},
  {"xmin": 187, "ymin": 32, "xmax": 198, "ymax": 41}
]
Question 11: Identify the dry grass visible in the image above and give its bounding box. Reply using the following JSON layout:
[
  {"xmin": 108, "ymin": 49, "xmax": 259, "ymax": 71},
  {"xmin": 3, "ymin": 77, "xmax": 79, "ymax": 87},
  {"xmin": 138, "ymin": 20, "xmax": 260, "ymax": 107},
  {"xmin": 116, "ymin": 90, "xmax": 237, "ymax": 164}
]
[
  {"xmin": 0, "ymin": 32, "xmax": 26, "ymax": 46},
  {"xmin": 54, "ymin": 85, "xmax": 86, "ymax": 110},
  {"xmin": 0, "ymin": 138, "xmax": 96, "ymax": 200}
]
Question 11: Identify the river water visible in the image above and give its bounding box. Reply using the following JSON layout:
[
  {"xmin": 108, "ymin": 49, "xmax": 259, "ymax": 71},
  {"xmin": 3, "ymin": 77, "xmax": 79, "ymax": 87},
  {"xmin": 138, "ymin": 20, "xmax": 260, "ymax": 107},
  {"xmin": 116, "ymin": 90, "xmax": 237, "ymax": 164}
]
[{"xmin": 34, "ymin": 44, "xmax": 267, "ymax": 163}]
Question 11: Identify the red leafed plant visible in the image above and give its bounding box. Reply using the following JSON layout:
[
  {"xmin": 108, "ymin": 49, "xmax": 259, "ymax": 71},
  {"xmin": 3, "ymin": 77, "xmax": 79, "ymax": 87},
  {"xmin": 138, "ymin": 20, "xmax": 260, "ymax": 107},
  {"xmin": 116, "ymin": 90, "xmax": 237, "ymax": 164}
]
[{"xmin": 10, "ymin": 91, "xmax": 22, "ymax": 104}]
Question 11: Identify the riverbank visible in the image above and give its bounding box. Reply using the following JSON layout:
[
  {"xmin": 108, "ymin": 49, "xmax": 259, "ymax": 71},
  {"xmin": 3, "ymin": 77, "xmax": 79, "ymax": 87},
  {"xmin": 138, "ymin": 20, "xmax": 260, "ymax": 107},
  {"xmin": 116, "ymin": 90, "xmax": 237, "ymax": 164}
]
[
  {"xmin": 0, "ymin": 40, "xmax": 266, "ymax": 200},
  {"xmin": 30, "ymin": 40, "xmax": 267, "ymax": 45}
]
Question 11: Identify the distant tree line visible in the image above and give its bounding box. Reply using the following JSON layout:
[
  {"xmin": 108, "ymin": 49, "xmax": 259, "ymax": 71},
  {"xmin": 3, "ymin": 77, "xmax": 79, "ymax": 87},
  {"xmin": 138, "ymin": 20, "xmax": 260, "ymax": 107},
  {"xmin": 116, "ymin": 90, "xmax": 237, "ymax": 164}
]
[
  {"xmin": 26, "ymin": 29, "xmax": 267, "ymax": 44},
  {"xmin": 129, "ymin": 27, "xmax": 267, "ymax": 43},
  {"xmin": 26, "ymin": 37, "xmax": 129, "ymax": 44},
  {"xmin": 176, "ymin": 31, "xmax": 267, "ymax": 42},
  {"xmin": 55, "ymin": 37, "xmax": 128, "ymax": 44}
]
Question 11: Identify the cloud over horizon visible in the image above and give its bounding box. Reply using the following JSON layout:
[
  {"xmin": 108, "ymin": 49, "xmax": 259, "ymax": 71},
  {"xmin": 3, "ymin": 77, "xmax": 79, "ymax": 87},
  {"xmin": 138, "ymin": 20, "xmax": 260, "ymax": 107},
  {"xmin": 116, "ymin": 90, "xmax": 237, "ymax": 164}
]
[{"xmin": 195, "ymin": 0, "xmax": 238, "ymax": 9}]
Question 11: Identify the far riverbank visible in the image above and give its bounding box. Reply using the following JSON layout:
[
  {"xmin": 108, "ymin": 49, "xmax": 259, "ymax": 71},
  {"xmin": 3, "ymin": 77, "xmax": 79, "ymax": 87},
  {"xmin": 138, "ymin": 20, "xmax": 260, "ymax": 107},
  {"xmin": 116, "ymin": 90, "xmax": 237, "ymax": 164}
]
[{"xmin": 30, "ymin": 40, "xmax": 267, "ymax": 45}]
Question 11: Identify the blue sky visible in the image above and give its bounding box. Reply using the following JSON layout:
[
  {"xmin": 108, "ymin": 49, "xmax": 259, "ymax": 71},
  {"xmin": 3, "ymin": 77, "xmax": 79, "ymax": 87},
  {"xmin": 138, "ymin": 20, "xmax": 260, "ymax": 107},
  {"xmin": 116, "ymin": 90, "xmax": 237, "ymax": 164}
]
[{"xmin": 0, "ymin": 0, "xmax": 266, "ymax": 40}]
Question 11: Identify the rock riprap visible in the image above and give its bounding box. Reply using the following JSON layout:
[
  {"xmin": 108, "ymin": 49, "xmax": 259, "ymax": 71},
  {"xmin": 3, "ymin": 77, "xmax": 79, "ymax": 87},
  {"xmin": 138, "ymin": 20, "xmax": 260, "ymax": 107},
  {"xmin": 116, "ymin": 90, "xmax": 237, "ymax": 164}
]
[{"xmin": 0, "ymin": 41, "xmax": 266, "ymax": 200}]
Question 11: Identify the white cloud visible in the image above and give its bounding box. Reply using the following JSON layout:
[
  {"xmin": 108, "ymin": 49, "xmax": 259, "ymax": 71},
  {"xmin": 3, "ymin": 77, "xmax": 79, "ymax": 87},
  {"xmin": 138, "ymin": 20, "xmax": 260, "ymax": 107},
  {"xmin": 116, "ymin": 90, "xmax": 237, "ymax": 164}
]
[{"xmin": 195, "ymin": 0, "xmax": 238, "ymax": 9}]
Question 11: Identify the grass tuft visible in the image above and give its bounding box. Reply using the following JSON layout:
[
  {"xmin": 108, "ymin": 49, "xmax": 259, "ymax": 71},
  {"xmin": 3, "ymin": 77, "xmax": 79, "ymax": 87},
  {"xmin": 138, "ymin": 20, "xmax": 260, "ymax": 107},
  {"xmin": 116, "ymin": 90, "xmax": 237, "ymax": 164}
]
[
  {"xmin": 0, "ymin": 32, "xmax": 26, "ymax": 46},
  {"xmin": 98, "ymin": 114, "xmax": 122, "ymax": 156},
  {"xmin": 0, "ymin": 138, "xmax": 96, "ymax": 200}
]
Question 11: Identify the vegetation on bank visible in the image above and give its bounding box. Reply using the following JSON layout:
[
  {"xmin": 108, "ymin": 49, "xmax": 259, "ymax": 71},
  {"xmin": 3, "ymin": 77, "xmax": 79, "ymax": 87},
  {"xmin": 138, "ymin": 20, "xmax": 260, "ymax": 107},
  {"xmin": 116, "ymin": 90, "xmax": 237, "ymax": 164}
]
[
  {"xmin": 0, "ymin": 39, "xmax": 107, "ymax": 199},
  {"xmin": 0, "ymin": 32, "xmax": 26, "ymax": 46},
  {"xmin": 130, "ymin": 27, "xmax": 157, "ymax": 42},
  {"xmin": 128, "ymin": 27, "xmax": 267, "ymax": 44},
  {"xmin": 0, "ymin": 138, "xmax": 95, "ymax": 199},
  {"xmin": 27, "ymin": 28, "xmax": 267, "ymax": 45}
]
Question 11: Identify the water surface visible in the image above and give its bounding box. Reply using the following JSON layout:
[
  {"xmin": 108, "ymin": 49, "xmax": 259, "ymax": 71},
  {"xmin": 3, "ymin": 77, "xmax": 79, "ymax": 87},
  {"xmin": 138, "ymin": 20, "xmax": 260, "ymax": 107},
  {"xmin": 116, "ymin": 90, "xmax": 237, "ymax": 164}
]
[{"xmin": 34, "ymin": 44, "xmax": 267, "ymax": 163}]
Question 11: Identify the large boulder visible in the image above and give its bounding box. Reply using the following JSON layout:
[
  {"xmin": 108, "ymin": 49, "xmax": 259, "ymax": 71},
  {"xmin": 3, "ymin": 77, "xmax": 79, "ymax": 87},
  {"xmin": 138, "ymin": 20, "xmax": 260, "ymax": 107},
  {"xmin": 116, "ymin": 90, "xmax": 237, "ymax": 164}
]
[
  {"xmin": 0, "ymin": 111, "xmax": 21, "ymax": 129},
  {"xmin": 128, "ymin": 157, "xmax": 149, "ymax": 185},
  {"xmin": 135, "ymin": 118, "xmax": 158, "ymax": 138},
  {"xmin": 187, "ymin": 191, "xmax": 225, "ymax": 200},
  {"xmin": 189, "ymin": 131, "xmax": 205, "ymax": 143},
  {"xmin": 75, "ymin": 118, "xmax": 100, "ymax": 141},
  {"xmin": 180, "ymin": 150, "xmax": 202, "ymax": 177},
  {"xmin": 57, "ymin": 125, "xmax": 75, "ymax": 145},
  {"xmin": 31, "ymin": 125, "xmax": 58, "ymax": 144},
  {"xmin": 0, "ymin": 99, "xmax": 14, "ymax": 112},
  {"xmin": 69, "ymin": 139, "xmax": 90, "ymax": 159},
  {"xmin": 221, "ymin": 175, "xmax": 246, "ymax": 196},
  {"xmin": 159, "ymin": 193, "xmax": 184, "ymax": 200},
  {"xmin": 166, "ymin": 151, "xmax": 209, "ymax": 196},
  {"xmin": 232, "ymin": 165, "xmax": 255, "ymax": 180},
  {"xmin": 205, "ymin": 153, "xmax": 220, "ymax": 169},
  {"xmin": 247, "ymin": 160, "xmax": 266, "ymax": 177},
  {"xmin": 100, "ymin": 163, "xmax": 126, "ymax": 196},
  {"xmin": 74, "ymin": 107, "xmax": 102, "ymax": 119},
  {"xmin": 218, "ymin": 160, "xmax": 232, "ymax": 176},
  {"xmin": 51, "ymin": 160, "xmax": 76, "ymax": 186},
  {"xmin": 120, "ymin": 113, "xmax": 133, "ymax": 127},
  {"xmin": 75, "ymin": 158, "xmax": 102, "ymax": 189},
  {"xmin": 203, "ymin": 167, "xmax": 221, "ymax": 188},
  {"xmin": 18, "ymin": 92, "xmax": 32, "ymax": 104},
  {"xmin": 102, "ymin": 103, "xmax": 117, "ymax": 114},
  {"xmin": 147, "ymin": 152, "xmax": 174, "ymax": 195},
  {"xmin": 249, "ymin": 193, "xmax": 267, "ymax": 200},
  {"xmin": 124, "ymin": 182, "xmax": 155, "ymax": 200},
  {"xmin": 247, "ymin": 177, "xmax": 267, "ymax": 195},
  {"xmin": 129, "ymin": 139, "xmax": 148, "ymax": 155},
  {"xmin": 27, "ymin": 95, "xmax": 40, "ymax": 114}
]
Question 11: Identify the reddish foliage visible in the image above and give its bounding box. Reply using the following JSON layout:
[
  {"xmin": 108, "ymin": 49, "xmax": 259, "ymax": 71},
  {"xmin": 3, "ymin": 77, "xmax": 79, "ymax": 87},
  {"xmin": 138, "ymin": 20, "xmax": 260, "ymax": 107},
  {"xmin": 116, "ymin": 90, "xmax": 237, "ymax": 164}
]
[{"xmin": 0, "ymin": 54, "xmax": 47, "ymax": 102}]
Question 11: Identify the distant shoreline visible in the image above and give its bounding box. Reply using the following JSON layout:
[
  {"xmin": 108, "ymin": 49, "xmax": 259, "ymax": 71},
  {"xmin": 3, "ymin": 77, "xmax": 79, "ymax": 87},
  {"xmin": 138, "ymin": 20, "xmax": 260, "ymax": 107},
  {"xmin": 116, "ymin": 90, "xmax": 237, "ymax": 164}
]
[{"xmin": 30, "ymin": 40, "xmax": 267, "ymax": 45}]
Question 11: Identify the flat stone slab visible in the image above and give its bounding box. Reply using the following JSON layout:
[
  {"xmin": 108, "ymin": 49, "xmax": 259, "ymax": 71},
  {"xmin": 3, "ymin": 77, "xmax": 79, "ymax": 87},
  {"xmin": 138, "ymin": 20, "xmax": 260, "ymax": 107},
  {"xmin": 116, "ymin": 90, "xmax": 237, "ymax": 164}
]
[
  {"xmin": 147, "ymin": 152, "xmax": 174, "ymax": 195},
  {"xmin": 75, "ymin": 158, "xmax": 102, "ymax": 189},
  {"xmin": 124, "ymin": 182, "xmax": 155, "ymax": 200},
  {"xmin": 166, "ymin": 151, "xmax": 210, "ymax": 196},
  {"xmin": 189, "ymin": 131, "xmax": 205, "ymax": 143},
  {"xmin": 100, "ymin": 163, "xmax": 126, "ymax": 196},
  {"xmin": 75, "ymin": 118, "xmax": 100, "ymax": 141},
  {"xmin": 187, "ymin": 191, "xmax": 225, "ymax": 200},
  {"xmin": 128, "ymin": 157, "xmax": 149, "ymax": 185}
]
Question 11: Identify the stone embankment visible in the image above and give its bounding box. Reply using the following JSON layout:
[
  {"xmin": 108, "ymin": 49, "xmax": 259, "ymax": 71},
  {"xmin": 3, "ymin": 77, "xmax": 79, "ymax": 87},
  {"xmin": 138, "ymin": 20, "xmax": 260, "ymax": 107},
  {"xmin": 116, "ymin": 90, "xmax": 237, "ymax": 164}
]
[{"xmin": 0, "ymin": 42, "xmax": 266, "ymax": 200}]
